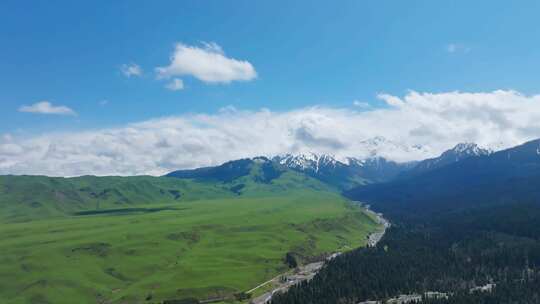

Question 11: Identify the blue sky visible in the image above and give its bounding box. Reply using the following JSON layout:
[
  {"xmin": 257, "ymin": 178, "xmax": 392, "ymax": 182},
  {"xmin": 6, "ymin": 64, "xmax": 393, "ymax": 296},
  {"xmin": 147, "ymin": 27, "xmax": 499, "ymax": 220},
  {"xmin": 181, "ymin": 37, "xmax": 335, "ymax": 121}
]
[
  {"xmin": 3, "ymin": 1, "xmax": 540, "ymax": 176},
  {"xmin": 2, "ymin": 0, "xmax": 540, "ymax": 134}
]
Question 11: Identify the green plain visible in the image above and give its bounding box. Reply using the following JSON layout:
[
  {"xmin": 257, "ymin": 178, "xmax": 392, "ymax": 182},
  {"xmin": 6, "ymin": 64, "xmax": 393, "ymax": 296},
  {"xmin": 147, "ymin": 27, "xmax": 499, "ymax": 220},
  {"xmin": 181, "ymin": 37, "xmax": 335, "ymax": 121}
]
[{"xmin": 0, "ymin": 174, "xmax": 379, "ymax": 303}]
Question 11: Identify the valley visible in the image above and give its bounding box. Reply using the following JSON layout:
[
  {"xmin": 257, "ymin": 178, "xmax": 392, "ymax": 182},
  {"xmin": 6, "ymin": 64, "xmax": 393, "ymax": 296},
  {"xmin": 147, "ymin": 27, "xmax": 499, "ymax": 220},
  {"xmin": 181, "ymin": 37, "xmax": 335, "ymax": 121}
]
[
  {"xmin": 3, "ymin": 5, "xmax": 539, "ymax": 303},
  {"xmin": 271, "ymin": 139, "xmax": 540, "ymax": 304},
  {"xmin": 0, "ymin": 159, "xmax": 381, "ymax": 304},
  {"xmin": 3, "ymin": 140, "xmax": 540, "ymax": 304},
  {"xmin": 250, "ymin": 209, "xmax": 389, "ymax": 304}
]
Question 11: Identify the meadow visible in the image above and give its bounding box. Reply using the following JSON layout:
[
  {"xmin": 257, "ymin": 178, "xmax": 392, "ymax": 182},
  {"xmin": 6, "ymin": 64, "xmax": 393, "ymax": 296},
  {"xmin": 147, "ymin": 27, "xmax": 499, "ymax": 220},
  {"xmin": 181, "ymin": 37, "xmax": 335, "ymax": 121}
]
[{"xmin": 0, "ymin": 188, "xmax": 379, "ymax": 304}]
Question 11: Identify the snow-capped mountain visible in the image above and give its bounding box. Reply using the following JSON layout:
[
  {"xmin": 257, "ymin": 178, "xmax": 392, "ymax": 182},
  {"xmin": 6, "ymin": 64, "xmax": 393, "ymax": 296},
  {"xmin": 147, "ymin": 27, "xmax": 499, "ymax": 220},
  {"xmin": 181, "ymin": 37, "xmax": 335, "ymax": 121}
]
[
  {"xmin": 166, "ymin": 139, "xmax": 504, "ymax": 191},
  {"xmin": 448, "ymin": 143, "xmax": 492, "ymax": 157},
  {"xmin": 347, "ymin": 138, "xmax": 540, "ymax": 215},
  {"xmin": 272, "ymin": 153, "xmax": 344, "ymax": 173},
  {"xmin": 405, "ymin": 143, "xmax": 491, "ymax": 176},
  {"xmin": 271, "ymin": 142, "xmax": 494, "ymax": 189},
  {"xmin": 273, "ymin": 136, "xmax": 432, "ymax": 166},
  {"xmin": 272, "ymin": 153, "xmax": 413, "ymax": 190}
]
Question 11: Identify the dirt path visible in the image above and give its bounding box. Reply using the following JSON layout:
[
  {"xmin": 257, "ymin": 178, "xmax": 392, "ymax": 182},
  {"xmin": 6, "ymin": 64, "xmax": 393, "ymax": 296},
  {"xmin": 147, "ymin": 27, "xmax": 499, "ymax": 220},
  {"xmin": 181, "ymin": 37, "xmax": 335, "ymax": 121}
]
[{"xmin": 250, "ymin": 261, "xmax": 324, "ymax": 304}]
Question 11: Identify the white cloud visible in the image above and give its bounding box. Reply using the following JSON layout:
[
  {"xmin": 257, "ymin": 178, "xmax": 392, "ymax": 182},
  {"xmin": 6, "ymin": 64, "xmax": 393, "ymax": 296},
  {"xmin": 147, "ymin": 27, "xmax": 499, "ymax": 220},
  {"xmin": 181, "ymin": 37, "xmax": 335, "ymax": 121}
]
[
  {"xmin": 353, "ymin": 100, "xmax": 370, "ymax": 108},
  {"xmin": 4, "ymin": 90, "xmax": 540, "ymax": 176},
  {"xmin": 0, "ymin": 143, "xmax": 23, "ymax": 155},
  {"xmin": 446, "ymin": 43, "xmax": 470, "ymax": 53},
  {"xmin": 121, "ymin": 63, "xmax": 143, "ymax": 77},
  {"xmin": 99, "ymin": 100, "xmax": 109, "ymax": 106},
  {"xmin": 2, "ymin": 134, "xmax": 12, "ymax": 142},
  {"xmin": 165, "ymin": 78, "xmax": 184, "ymax": 91},
  {"xmin": 18, "ymin": 101, "xmax": 76, "ymax": 116},
  {"xmin": 156, "ymin": 42, "xmax": 257, "ymax": 84},
  {"xmin": 218, "ymin": 105, "xmax": 238, "ymax": 114},
  {"xmin": 377, "ymin": 93, "xmax": 404, "ymax": 107}
]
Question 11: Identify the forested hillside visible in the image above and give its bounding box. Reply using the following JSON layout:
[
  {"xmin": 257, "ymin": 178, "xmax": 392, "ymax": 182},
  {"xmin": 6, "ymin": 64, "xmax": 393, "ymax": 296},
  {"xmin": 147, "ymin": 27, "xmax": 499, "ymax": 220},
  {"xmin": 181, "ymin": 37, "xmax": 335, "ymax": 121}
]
[
  {"xmin": 346, "ymin": 139, "xmax": 540, "ymax": 218},
  {"xmin": 271, "ymin": 140, "xmax": 540, "ymax": 304}
]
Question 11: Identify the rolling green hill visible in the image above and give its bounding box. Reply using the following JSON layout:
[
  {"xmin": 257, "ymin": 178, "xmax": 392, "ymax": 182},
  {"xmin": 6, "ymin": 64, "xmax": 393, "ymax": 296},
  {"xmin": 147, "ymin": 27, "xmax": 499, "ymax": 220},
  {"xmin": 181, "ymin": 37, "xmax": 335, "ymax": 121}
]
[
  {"xmin": 0, "ymin": 175, "xmax": 229, "ymax": 222},
  {"xmin": 0, "ymin": 158, "xmax": 380, "ymax": 304},
  {"xmin": 0, "ymin": 158, "xmax": 332, "ymax": 222}
]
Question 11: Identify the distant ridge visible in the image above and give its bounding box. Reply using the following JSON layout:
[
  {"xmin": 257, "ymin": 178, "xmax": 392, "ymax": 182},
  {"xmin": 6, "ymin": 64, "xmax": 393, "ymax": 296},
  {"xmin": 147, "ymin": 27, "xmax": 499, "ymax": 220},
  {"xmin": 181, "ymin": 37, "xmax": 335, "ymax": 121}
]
[
  {"xmin": 346, "ymin": 138, "xmax": 540, "ymax": 217},
  {"xmin": 400, "ymin": 142, "xmax": 491, "ymax": 178},
  {"xmin": 165, "ymin": 140, "xmax": 509, "ymax": 192},
  {"xmin": 167, "ymin": 151, "xmax": 414, "ymax": 191}
]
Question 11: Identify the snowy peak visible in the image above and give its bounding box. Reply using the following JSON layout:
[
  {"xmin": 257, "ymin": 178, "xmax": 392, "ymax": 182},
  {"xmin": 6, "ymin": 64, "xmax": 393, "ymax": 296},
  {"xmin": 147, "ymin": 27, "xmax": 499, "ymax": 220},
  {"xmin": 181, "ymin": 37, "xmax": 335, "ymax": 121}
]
[
  {"xmin": 277, "ymin": 136, "xmax": 431, "ymax": 166},
  {"xmin": 409, "ymin": 142, "xmax": 490, "ymax": 175},
  {"xmin": 272, "ymin": 153, "xmax": 344, "ymax": 173},
  {"xmin": 443, "ymin": 143, "xmax": 491, "ymax": 159},
  {"xmin": 272, "ymin": 152, "xmax": 412, "ymax": 190}
]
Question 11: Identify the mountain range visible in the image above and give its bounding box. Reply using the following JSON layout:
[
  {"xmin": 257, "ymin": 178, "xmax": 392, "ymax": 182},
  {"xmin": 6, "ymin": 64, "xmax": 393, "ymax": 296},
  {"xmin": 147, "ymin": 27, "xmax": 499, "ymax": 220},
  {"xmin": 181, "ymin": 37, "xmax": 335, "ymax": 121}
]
[
  {"xmin": 3, "ymin": 137, "xmax": 540, "ymax": 304},
  {"xmin": 0, "ymin": 149, "xmax": 371, "ymax": 304},
  {"xmin": 270, "ymin": 140, "xmax": 540, "ymax": 304},
  {"xmin": 0, "ymin": 139, "xmax": 494, "ymax": 222},
  {"xmin": 346, "ymin": 138, "xmax": 540, "ymax": 217},
  {"xmin": 167, "ymin": 142, "xmax": 494, "ymax": 191}
]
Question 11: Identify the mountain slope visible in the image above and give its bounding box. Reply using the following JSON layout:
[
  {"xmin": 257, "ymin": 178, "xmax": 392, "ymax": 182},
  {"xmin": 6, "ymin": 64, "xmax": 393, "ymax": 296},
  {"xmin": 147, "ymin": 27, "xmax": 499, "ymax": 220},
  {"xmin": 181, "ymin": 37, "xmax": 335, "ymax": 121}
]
[
  {"xmin": 0, "ymin": 158, "xmax": 334, "ymax": 221},
  {"xmin": 0, "ymin": 186, "xmax": 379, "ymax": 304},
  {"xmin": 347, "ymin": 156, "xmax": 416, "ymax": 183},
  {"xmin": 272, "ymin": 139, "xmax": 540, "ymax": 304},
  {"xmin": 272, "ymin": 153, "xmax": 366, "ymax": 190},
  {"xmin": 0, "ymin": 175, "xmax": 234, "ymax": 221},
  {"xmin": 272, "ymin": 153, "xmax": 412, "ymax": 190},
  {"xmin": 167, "ymin": 156, "xmax": 334, "ymax": 195},
  {"xmin": 346, "ymin": 138, "xmax": 540, "ymax": 217},
  {"xmin": 401, "ymin": 142, "xmax": 491, "ymax": 178},
  {"xmin": 0, "ymin": 159, "xmax": 381, "ymax": 303}
]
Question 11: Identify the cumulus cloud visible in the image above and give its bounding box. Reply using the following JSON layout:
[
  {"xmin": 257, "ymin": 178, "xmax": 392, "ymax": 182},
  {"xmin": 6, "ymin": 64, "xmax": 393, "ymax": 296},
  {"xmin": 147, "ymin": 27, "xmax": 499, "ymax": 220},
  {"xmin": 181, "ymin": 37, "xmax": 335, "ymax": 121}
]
[
  {"xmin": 156, "ymin": 42, "xmax": 257, "ymax": 84},
  {"xmin": 3, "ymin": 90, "xmax": 540, "ymax": 176},
  {"xmin": 377, "ymin": 93, "xmax": 405, "ymax": 107},
  {"xmin": 18, "ymin": 101, "xmax": 76, "ymax": 116},
  {"xmin": 165, "ymin": 78, "xmax": 184, "ymax": 91},
  {"xmin": 121, "ymin": 63, "xmax": 143, "ymax": 77}
]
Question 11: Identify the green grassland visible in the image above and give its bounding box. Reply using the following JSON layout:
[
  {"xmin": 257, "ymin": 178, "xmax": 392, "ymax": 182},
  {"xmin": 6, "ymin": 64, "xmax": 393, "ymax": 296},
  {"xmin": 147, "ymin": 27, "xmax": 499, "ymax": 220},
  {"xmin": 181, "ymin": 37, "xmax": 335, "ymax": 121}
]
[
  {"xmin": 0, "ymin": 162, "xmax": 380, "ymax": 303},
  {"xmin": 0, "ymin": 175, "xmax": 233, "ymax": 222},
  {"xmin": 0, "ymin": 164, "xmax": 334, "ymax": 222}
]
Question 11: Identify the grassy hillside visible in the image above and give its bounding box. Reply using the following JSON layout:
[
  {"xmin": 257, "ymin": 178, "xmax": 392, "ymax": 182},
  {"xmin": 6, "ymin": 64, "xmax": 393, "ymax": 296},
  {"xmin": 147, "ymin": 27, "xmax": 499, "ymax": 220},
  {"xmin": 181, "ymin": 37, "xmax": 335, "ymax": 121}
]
[
  {"xmin": 0, "ymin": 160, "xmax": 331, "ymax": 222},
  {"xmin": 0, "ymin": 161, "xmax": 379, "ymax": 304},
  {"xmin": 0, "ymin": 175, "xmax": 232, "ymax": 221}
]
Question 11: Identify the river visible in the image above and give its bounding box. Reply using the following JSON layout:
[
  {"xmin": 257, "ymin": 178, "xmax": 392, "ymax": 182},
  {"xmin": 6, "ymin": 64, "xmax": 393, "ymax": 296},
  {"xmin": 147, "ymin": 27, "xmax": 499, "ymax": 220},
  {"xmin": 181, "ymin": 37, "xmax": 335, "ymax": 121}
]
[{"xmin": 249, "ymin": 202, "xmax": 389, "ymax": 304}]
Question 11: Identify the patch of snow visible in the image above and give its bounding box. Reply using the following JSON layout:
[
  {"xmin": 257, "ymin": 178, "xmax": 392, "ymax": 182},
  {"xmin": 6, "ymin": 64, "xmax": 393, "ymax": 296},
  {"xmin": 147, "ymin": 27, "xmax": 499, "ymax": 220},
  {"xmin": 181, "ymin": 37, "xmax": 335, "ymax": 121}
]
[
  {"xmin": 273, "ymin": 152, "xmax": 346, "ymax": 173},
  {"xmin": 449, "ymin": 143, "xmax": 491, "ymax": 156}
]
